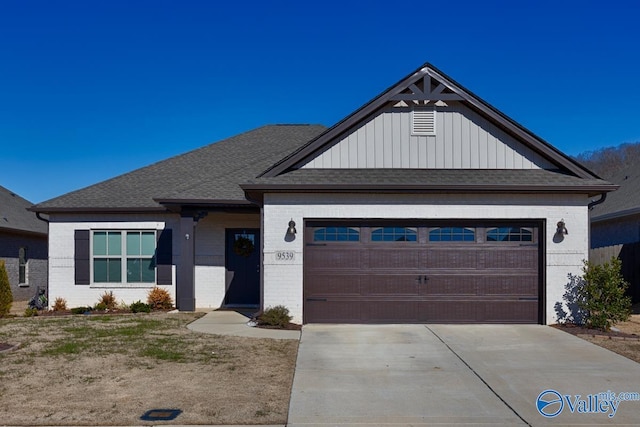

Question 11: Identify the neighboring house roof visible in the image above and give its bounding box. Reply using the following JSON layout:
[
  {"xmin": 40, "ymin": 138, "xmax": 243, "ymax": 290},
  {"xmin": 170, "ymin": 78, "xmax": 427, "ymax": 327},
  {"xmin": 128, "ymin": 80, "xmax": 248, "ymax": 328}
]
[
  {"xmin": 591, "ymin": 163, "xmax": 640, "ymax": 222},
  {"xmin": 0, "ymin": 186, "xmax": 47, "ymax": 235},
  {"xmin": 31, "ymin": 125, "xmax": 327, "ymax": 213}
]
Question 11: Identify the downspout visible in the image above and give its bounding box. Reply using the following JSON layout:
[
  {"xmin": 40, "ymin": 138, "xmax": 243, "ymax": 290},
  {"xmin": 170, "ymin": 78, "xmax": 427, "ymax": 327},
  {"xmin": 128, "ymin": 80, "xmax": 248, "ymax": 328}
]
[
  {"xmin": 588, "ymin": 193, "xmax": 607, "ymax": 210},
  {"xmin": 35, "ymin": 212, "xmax": 49, "ymax": 224}
]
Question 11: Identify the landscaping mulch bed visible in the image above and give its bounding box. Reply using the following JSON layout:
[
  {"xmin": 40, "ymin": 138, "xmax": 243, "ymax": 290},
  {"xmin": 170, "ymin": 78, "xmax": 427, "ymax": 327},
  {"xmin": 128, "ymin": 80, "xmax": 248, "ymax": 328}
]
[{"xmin": 552, "ymin": 323, "xmax": 640, "ymax": 341}]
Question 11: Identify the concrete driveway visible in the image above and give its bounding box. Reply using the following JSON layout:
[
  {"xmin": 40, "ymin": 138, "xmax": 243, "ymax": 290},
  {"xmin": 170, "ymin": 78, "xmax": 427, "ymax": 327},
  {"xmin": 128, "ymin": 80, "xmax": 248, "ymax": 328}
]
[{"xmin": 288, "ymin": 325, "xmax": 640, "ymax": 426}]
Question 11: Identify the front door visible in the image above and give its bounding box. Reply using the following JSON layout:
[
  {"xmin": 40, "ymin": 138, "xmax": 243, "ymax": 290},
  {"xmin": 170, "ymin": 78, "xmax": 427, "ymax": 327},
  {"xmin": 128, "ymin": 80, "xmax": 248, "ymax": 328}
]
[{"xmin": 225, "ymin": 229, "xmax": 260, "ymax": 306}]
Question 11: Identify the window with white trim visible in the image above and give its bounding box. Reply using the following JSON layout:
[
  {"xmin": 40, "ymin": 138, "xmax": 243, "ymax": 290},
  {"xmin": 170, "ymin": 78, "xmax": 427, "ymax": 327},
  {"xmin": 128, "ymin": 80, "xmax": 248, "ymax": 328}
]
[{"xmin": 92, "ymin": 231, "xmax": 156, "ymax": 283}]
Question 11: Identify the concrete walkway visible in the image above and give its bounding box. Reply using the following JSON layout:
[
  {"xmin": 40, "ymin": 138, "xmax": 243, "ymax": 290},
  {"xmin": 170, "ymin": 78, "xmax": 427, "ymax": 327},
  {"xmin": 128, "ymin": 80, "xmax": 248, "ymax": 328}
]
[
  {"xmin": 187, "ymin": 310, "xmax": 300, "ymax": 340},
  {"xmin": 288, "ymin": 324, "xmax": 640, "ymax": 426}
]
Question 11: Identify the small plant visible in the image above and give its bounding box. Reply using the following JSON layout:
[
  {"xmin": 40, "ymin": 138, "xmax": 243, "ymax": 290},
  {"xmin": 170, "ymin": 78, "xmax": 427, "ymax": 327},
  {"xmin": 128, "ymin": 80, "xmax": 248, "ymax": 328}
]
[
  {"xmin": 147, "ymin": 287, "xmax": 173, "ymax": 310},
  {"xmin": 94, "ymin": 302, "xmax": 107, "ymax": 311},
  {"xmin": 578, "ymin": 258, "xmax": 632, "ymax": 331},
  {"xmin": 130, "ymin": 300, "xmax": 151, "ymax": 313},
  {"xmin": 24, "ymin": 307, "xmax": 38, "ymax": 317},
  {"xmin": 117, "ymin": 300, "xmax": 130, "ymax": 311},
  {"xmin": 71, "ymin": 306, "xmax": 91, "ymax": 315},
  {"xmin": 52, "ymin": 297, "xmax": 68, "ymax": 312},
  {"xmin": 257, "ymin": 305, "xmax": 292, "ymax": 329},
  {"xmin": 0, "ymin": 260, "xmax": 13, "ymax": 317},
  {"xmin": 97, "ymin": 291, "xmax": 117, "ymax": 310}
]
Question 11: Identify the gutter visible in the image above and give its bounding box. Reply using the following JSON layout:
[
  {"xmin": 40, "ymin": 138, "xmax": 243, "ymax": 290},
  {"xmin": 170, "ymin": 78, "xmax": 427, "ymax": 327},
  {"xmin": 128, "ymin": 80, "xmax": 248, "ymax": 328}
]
[{"xmin": 588, "ymin": 193, "xmax": 607, "ymax": 211}]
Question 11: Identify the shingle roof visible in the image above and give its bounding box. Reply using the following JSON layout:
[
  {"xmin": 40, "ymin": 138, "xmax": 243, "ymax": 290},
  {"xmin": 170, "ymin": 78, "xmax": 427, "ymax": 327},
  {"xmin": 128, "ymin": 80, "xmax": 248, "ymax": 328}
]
[
  {"xmin": 243, "ymin": 168, "xmax": 613, "ymax": 196},
  {"xmin": 591, "ymin": 163, "xmax": 640, "ymax": 221},
  {"xmin": 0, "ymin": 186, "xmax": 47, "ymax": 235},
  {"xmin": 31, "ymin": 125, "xmax": 327, "ymax": 212}
]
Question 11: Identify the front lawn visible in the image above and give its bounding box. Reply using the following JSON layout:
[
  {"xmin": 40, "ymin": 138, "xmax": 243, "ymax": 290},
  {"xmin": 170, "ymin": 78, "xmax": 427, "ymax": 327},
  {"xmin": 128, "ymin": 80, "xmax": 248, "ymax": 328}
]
[{"xmin": 0, "ymin": 312, "xmax": 298, "ymax": 425}]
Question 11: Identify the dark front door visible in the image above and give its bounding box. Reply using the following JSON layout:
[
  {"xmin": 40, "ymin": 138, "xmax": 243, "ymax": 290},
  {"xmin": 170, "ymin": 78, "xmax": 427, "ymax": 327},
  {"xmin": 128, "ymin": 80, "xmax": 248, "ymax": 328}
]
[{"xmin": 225, "ymin": 229, "xmax": 260, "ymax": 306}]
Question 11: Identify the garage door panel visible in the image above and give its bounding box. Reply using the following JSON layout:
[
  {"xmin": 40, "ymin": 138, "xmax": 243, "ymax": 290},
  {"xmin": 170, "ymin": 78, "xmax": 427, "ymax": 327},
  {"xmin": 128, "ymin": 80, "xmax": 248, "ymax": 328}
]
[
  {"xmin": 363, "ymin": 301, "xmax": 418, "ymax": 322},
  {"xmin": 305, "ymin": 275, "xmax": 361, "ymax": 295},
  {"xmin": 306, "ymin": 247, "xmax": 361, "ymax": 270},
  {"xmin": 305, "ymin": 301, "xmax": 361, "ymax": 323},
  {"xmin": 419, "ymin": 301, "xmax": 479, "ymax": 323},
  {"xmin": 421, "ymin": 276, "xmax": 478, "ymax": 295},
  {"xmin": 483, "ymin": 301, "xmax": 538, "ymax": 323},
  {"xmin": 483, "ymin": 248, "xmax": 538, "ymax": 269},
  {"xmin": 428, "ymin": 249, "xmax": 478, "ymax": 269},
  {"xmin": 368, "ymin": 248, "xmax": 423, "ymax": 269},
  {"xmin": 364, "ymin": 275, "xmax": 420, "ymax": 295},
  {"xmin": 482, "ymin": 276, "xmax": 538, "ymax": 296}
]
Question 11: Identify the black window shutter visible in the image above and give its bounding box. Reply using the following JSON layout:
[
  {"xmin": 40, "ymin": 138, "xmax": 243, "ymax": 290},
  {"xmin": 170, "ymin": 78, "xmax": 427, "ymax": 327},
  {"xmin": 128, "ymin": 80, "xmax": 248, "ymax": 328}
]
[
  {"xmin": 74, "ymin": 230, "xmax": 90, "ymax": 285},
  {"xmin": 156, "ymin": 229, "xmax": 173, "ymax": 285}
]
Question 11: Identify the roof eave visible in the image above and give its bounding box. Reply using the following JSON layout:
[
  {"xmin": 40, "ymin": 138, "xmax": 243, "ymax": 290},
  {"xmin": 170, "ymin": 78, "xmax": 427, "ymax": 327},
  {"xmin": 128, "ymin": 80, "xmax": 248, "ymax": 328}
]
[
  {"xmin": 591, "ymin": 206, "xmax": 640, "ymax": 223},
  {"xmin": 28, "ymin": 206, "xmax": 169, "ymax": 214},
  {"xmin": 242, "ymin": 183, "xmax": 617, "ymax": 205}
]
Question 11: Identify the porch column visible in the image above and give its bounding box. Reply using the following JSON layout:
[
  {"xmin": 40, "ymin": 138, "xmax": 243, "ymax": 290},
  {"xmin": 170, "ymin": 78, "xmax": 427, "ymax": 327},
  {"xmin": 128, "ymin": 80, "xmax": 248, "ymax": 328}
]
[{"xmin": 177, "ymin": 214, "xmax": 196, "ymax": 311}]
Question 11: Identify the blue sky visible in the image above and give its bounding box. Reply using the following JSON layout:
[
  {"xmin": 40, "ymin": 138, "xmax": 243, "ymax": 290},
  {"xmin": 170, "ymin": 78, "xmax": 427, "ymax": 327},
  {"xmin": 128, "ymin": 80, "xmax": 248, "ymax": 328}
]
[{"xmin": 1, "ymin": 0, "xmax": 639, "ymax": 203}]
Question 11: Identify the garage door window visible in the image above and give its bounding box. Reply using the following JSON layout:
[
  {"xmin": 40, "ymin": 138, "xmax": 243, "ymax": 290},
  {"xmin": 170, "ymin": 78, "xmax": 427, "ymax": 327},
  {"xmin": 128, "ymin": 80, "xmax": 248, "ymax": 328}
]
[
  {"xmin": 371, "ymin": 227, "xmax": 417, "ymax": 242},
  {"xmin": 429, "ymin": 227, "xmax": 475, "ymax": 242},
  {"xmin": 313, "ymin": 227, "xmax": 360, "ymax": 242},
  {"xmin": 486, "ymin": 227, "xmax": 533, "ymax": 242}
]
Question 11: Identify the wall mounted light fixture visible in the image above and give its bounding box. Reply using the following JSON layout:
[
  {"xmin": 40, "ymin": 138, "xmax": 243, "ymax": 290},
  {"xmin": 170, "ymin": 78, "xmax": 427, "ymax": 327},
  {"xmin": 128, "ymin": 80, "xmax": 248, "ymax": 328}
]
[
  {"xmin": 287, "ymin": 219, "xmax": 297, "ymax": 235},
  {"xmin": 556, "ymin": 219, "xmax": 568, "ymax": 235}
]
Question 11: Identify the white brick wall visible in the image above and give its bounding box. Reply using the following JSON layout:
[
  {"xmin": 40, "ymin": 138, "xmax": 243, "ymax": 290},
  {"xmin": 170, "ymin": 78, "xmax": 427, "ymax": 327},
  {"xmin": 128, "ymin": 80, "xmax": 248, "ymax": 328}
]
[
  {"xmin": 48, "ymin": 212, "xmax": 259, "ymax": 310},
  {"xmin": 262, "ymin": 192, "xmax": 591, "ymax": 325}
]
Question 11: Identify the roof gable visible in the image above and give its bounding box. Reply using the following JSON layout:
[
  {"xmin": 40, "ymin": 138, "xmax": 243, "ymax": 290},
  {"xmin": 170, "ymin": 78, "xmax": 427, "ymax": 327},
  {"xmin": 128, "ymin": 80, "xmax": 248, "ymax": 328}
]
[{"xmin": 261, "ymin": 63, "xmax": 599, "ymax": 179}]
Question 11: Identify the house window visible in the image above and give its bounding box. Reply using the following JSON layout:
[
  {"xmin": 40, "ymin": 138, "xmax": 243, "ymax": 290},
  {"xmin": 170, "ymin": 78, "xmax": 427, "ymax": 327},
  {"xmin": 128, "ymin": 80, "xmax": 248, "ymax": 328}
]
[
  {"xmin": 429, "ymin": 227, "xmax": 475, "ymax": 242},
  {"xmin": 412, "ymin": 109, "xmax": 436, "ymax": 135},
  {"xmin": 371, "ymin": 227, "xmax": 417, "ymax": 242},
  {"xmin": 486, "ymin": 227, "xmax": 533, "ymax": 242},
  {"xmin": 313, "ymin": 227, "xmax": 360, "ymax": 242},
  {"xmin": 93, "ymin": 231, "xmax": 156, "ymax": 283},
  {"xmin": 18, "ymin": 247, "xmax": 27, "ymax": 284}
]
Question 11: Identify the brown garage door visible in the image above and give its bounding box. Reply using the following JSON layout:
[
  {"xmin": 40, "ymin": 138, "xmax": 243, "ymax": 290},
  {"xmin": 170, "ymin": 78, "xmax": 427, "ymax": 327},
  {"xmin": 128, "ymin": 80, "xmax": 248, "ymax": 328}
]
[{"xmin": 304, "ymin": 220, "xmax": 542, "ymax": 324}]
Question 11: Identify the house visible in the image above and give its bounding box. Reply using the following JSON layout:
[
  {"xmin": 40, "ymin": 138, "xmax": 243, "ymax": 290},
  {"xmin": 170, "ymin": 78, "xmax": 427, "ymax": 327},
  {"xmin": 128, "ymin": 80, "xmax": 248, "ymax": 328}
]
[
  {"xmin": 0, "ymin": 185, "xmax": 48, "ymax": 300},
  {"xmin": 590, "ymin": 163, "xmax": 640, "ymax": 302},
  {"xmin": 31, "ymin": 63, "xmax": 616, "ymax": 324}
]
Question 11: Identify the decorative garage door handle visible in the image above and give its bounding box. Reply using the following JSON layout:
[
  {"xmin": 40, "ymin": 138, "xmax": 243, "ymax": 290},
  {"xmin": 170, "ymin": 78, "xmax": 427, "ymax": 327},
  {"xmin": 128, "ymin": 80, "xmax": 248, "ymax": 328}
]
[{"xmin": 415, "ymin": 275, "xmax": 429, "ymax": 284}]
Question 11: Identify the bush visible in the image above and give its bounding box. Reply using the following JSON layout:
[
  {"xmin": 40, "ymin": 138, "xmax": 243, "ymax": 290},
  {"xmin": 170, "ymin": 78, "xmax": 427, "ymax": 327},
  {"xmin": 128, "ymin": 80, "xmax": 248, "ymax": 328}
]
[
  {"xmin": 52, "ymin": 297, "xmax": 68, "ymax": 312},
  {"xmin": 578, "ymin": 258, "xmax": 632, "ymax": 331},
  {"xmin": 130, "ymin": 300, "xmax": 151, "ymax": 313},
  {"xmin": 257, "ymin": 305, "xmax": 292, "ymax": 328},
  {"xmin": 147, "ymin": 287, "xmax": 173, "ymax": 309},
  {"xmin": 71, "ymin": 306, "xmax": 92, "ymax": 315},
  {"xmin": 97, "ymin": 291, "xmax": 117, "ymax": 310},
  {"xmin": 24, "ymin": 307, "xmax": 38, "ymax": 317},
  {"xmin": 0, "ymin": 260, "xmax": 13, "ymax": 317}
]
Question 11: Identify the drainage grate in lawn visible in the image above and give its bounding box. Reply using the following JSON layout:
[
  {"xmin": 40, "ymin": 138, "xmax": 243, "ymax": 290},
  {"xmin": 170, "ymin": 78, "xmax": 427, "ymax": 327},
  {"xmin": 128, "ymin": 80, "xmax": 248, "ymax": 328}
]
[{"xmin": 140, "ymin": 409, "xmax": 182, "ymax": 421}]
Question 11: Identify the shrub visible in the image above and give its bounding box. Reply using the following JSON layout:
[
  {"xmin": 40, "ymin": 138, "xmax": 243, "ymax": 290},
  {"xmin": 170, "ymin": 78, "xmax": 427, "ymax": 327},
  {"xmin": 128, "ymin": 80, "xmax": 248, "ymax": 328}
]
[
  {"xmin": 71, "ymin": 306, "xmax": 91, "ymax": 315},
  {"xmin": 147, "ymin": 287, "xmax": 174, "ymax": 309},
  {"xmin": 94, "ymin": 302, "xmax": 107, "ymax": 311},
  {"xmin": 0, "ymin": 260, "xmax": 13, "ymax": 317},
  {"xmin": 97, "ymin": 291, "xmax": 117, "ymax": 310},
  {"xmin": 578, "ymin": 258, "xmax": 632, "ymax": 331},
  {"xmin": 52, "ymin": 297, "xmax": 68, "ymax": 312},
  {"xmin": 24, "ymin": 307, "xmax": 38, "ymax": 317},
  {"xmin": 257, "ymin": 305, "xmax": 292, "ymax": 328},
  {"xmin": 130, "ymin": 300, "xmax": 151, "ymax": 313}
]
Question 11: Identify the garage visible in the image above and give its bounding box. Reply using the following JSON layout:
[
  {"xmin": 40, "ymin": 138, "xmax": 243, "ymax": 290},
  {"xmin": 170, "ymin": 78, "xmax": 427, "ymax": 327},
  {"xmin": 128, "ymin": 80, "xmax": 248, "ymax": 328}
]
[{"xmin": 303, "ymin": 220, "xmax": 542, "ymax": 324}]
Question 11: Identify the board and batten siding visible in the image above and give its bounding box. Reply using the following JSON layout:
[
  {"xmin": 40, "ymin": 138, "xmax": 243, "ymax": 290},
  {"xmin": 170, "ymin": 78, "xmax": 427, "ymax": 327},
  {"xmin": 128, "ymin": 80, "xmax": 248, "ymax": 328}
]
[{"xmin": 302, "ymin": 105, "xmax": 556, "ymax": 170}]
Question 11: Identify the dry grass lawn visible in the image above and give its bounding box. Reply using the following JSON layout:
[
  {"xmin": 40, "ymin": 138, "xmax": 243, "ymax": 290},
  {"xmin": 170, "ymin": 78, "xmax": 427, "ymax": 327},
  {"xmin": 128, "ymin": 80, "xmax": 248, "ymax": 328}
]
[
  {"xmin": 577, "ymin": 314, "xmax": 640, "ymax": 364},
  {"xmin": 0, "ymin": 311, "xmax": 298, "ymax": 426}
]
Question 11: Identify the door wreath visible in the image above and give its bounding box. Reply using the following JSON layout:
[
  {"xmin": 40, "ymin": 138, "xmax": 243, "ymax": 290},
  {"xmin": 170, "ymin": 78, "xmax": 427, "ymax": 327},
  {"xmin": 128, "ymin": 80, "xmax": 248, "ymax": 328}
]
[{"xmin": 233, "ymin": 236, "xmax": 254, "ymax": 257}]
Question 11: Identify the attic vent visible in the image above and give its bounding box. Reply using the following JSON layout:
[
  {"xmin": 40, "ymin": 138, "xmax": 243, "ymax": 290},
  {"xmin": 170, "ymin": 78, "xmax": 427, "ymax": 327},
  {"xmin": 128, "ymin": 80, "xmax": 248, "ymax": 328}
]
[{"xmin": 412, "ymin": 109, "xmax": 435, "ymax": 135}]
